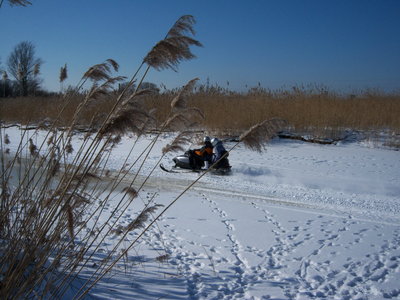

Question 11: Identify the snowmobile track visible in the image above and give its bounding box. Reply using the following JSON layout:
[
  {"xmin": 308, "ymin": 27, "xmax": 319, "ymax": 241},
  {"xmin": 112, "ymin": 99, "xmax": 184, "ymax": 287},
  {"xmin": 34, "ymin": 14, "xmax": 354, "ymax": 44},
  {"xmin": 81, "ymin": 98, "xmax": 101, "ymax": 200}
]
[{"xmin": 113, "ymin": 172, "xmax": 400, "ymax": 226}]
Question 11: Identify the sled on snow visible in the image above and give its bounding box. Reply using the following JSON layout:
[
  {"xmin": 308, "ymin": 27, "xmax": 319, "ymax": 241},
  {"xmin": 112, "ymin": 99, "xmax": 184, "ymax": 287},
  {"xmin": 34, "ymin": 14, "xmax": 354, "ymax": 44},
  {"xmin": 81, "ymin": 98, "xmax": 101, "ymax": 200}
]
[{"xmin": 160, "ymin": 150, "xmax": 232, "ymax": 175}]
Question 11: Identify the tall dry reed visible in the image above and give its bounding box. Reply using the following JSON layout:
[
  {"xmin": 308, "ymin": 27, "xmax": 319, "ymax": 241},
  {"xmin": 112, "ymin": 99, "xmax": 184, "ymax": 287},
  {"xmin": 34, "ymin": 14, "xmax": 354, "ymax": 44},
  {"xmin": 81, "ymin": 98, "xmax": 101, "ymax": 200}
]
[
  {"xmin": 0, "ymin": 14, "xmax": 205, "ymax": 299},
  {"xmin": 2, "ymin": 87, "xmax": 399, "ymax": 138}
]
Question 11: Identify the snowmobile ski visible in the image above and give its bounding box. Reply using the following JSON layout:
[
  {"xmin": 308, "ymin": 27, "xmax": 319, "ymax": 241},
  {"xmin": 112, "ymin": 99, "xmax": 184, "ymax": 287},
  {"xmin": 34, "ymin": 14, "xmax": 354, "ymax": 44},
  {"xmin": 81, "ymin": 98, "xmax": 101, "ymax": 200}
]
[
  {"xmin": 160, "ymin": 163, "xmax": 179, "ymax": 173},
  {"xmin": 160, "ymin": 163, "xmax": 231, "ymax": 175},
  {"xmin": 159, "ymin": 163, "xmax": 201, "ymax": 173}
]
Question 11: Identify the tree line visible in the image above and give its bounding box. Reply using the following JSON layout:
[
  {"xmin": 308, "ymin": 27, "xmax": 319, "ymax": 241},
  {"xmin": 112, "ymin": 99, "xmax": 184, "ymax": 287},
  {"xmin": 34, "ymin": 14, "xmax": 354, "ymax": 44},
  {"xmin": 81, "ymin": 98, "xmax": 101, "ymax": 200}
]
[{"xmin": 0, "ymin": 41, "xmax": 164, "ymax": 98}]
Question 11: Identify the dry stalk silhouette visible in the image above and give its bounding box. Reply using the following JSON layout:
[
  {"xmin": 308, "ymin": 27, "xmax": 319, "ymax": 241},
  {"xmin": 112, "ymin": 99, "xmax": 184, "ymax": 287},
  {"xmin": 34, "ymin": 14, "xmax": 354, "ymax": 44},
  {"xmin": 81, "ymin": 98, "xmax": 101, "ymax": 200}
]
[
  {"xmin": 0, "ymin": 14, "xmax": 203, "ymax": 299},
  {"xmin": 0, "ymin": 13, "xmax": 288, "ymax": 300}
]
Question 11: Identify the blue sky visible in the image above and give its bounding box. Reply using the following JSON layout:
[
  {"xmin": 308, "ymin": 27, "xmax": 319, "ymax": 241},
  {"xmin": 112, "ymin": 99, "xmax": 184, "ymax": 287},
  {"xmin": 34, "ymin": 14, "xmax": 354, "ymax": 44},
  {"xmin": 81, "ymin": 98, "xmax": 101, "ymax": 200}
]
[{"xmin": 1, "ymin": 0, "xmax": 399, "ymax": 93}]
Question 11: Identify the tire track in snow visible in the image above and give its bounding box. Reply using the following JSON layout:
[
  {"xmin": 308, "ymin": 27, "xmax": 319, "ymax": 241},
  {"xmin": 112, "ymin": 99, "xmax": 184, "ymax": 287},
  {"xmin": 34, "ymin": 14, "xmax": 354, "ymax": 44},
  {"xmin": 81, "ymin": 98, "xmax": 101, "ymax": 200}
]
[{"xmin": 111, "ymin": 172, "xmax": 400, "ymax": 226}]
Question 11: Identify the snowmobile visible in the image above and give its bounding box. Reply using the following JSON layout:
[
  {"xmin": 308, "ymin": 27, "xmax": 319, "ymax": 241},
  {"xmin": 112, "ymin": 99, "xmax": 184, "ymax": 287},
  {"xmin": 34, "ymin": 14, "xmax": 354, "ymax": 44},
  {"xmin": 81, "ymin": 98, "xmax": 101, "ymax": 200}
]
[{"xmin": 160, "ymin": 149, "xmax": 232, "ymax": 175}]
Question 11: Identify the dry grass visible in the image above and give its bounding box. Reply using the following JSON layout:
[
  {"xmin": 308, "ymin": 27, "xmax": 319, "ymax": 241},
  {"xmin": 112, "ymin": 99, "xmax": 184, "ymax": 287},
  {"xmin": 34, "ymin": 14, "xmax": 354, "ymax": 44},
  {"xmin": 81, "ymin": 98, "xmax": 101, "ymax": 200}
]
[
  {"xmin": 2, "ymin": 88, "xmax": 399, "ymax": 138},
  {"xmin": 190, "ymin": 90, "xmax": 400, "ymax": 134},
  {"xmin": 0, "ymin": 94, "xmax": 115, "ymax": 127}
]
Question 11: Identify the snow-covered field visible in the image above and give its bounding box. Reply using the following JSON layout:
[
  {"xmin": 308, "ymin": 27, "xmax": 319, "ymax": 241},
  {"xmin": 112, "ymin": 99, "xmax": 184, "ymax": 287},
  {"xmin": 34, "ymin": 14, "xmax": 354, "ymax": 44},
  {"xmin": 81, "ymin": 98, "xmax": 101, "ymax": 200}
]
[{"xmin": 3, "ymin": 127, "xmax": 400, "ymax": 299}]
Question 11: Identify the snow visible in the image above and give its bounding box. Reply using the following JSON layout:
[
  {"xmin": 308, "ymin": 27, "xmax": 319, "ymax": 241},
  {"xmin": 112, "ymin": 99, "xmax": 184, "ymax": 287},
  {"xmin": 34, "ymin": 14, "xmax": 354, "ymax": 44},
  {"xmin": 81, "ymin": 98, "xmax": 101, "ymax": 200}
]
[{"xmin": 2, "ymin": 126, "xmax": 400, "ymax": 299}]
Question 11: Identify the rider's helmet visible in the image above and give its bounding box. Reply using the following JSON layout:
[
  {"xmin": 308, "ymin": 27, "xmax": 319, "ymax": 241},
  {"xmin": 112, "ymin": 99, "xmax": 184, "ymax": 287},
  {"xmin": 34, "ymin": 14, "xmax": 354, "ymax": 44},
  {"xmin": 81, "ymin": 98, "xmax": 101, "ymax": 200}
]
[
  {"xmin": 203, "ymin": 136, "xmax": 211, "ymax": 143},
  {"xmin": 211, "ymin": 138, "xmax": 220, "ymax": 147}
]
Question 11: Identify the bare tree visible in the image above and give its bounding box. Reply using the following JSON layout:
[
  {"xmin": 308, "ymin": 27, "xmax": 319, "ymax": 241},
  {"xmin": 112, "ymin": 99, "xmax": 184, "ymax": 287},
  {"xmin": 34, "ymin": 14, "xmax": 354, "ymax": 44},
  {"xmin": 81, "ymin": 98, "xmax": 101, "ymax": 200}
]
[
  {"xmin": 7, "ymin": 41, "xmax": 43, "ymax": 96},
  {"xmin": 2, "ymin": 71, "xmax": 8, "ymax": 97}
]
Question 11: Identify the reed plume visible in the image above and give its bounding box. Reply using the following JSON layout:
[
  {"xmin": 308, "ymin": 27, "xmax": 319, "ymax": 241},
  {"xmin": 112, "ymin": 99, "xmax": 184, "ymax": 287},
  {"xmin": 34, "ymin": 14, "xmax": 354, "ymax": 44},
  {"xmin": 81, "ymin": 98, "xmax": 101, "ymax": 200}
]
[
  {"xmin": 66, "ymin": 204, "xmax": 74, "ymax": 240},
  {"xmin": 162, "ymin": 130, "xmax": 194, "ymax": 154},
  {"xmin": 167, "ymin": 15, "xmax": 196, "ymax": 37},
  {"xmin": 164, "ymin": 78, "xmax": 204, "ymax": 131},
  {"xmin": 164, "ymin": 114, "xmax": 192, "ymax": 131},
  {"xmin": 87, "ymin": 76, "xmax": 126, "ymax": 101},
  {"xmin": 239, "ymin": 118, "xmax": 288, "ymax": 152},
  {"xmin": 122, "ymin": 187, "xmax": 138, "ymax": 200},
  {"xmin": 59, "ymin": 64, "xmax": 68, "ymax": 83},
  {"xmin": 125, "ymin": 204, "xmax": 163, "ymax": 232},
  {"xmin": 28, "ymin": 138, "xmax": 37, "ymax": 156},
  {"xmin": 155, "ymin": 254, "xmax": 170, "ymax": 262},
  {"xmin": 170, "ymin": 78, "xmax": 199, "ymax": 111},
  {"xmin": 72, "ymin": 172, "xmax": 100, "ymax": 183},
  {"xmin": 65, "ymin": 142, "xmax": 73, "ymax": 154},
  {"xmin": 105, "ymin": 58, "xmax": 119, "ymax": 72},
  {"xmin": 7, "ymin": 0, "xmax": 31, "ymax": 6},
  {"xmin": 49, "ymin": 158, "xmax": 60, "ymax": 177},
  {"xmin": 143, "ymin": 15, "xmax": 202, "ymax": 71},
  {"xmin": 101, "ymin": 105, "xmax": 150, "ymax": 136},
  {"xmin": 82, "ymin": 59, "xmax": 119, "ymax": 82},
  {"xmin": 99, "ymin": 90, "xmax": 154, "ymax": 137}
]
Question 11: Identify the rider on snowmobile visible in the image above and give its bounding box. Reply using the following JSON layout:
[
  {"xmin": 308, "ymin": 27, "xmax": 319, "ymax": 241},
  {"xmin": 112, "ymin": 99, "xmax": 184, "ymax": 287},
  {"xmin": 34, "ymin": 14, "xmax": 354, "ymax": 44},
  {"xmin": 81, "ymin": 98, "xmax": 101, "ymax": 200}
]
[
  {"xmin": 194, "ymin": 136, "xmax": 213, "ymax": 165},
  {"xmin": 188, "ymin": 136, "xmax": 214, "ymax": 169},
  {"xmin": 210, "ymin": 138, "xmax": 229, "ymax": 168}
]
